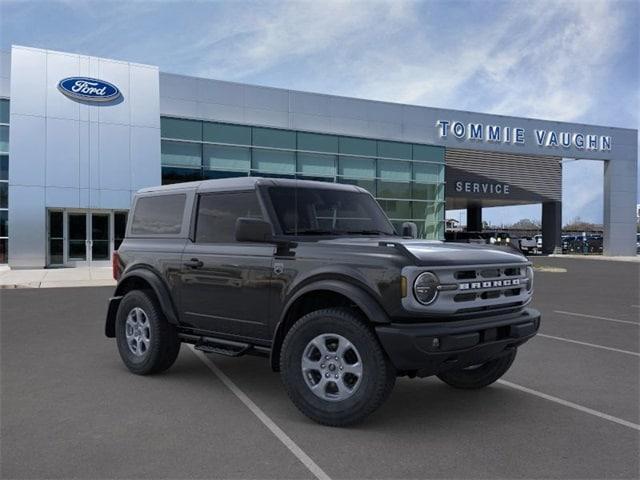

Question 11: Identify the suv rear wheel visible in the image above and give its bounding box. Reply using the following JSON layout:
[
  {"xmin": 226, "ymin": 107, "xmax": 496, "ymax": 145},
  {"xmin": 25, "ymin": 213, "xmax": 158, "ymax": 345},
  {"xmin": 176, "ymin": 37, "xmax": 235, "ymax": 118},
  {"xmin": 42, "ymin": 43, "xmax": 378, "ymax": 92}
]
[
  {"xmin": 436, "ymin": 349, "xmax": 517, "ymax": 389},
  {"xmin": 116, "ymin": 290, "xmax": 180, "ymax": 375},
  {"xmin": 280, "ymin": 308, "xmax": 395, "ymax": 427}
]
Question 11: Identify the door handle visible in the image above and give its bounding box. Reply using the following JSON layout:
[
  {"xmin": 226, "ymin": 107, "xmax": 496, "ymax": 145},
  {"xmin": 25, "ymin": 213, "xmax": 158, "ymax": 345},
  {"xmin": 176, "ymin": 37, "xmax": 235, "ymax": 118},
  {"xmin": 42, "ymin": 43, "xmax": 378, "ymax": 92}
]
[{"xmin": 184, "ymin": 258, "xmax": 204, "ymax": 269}]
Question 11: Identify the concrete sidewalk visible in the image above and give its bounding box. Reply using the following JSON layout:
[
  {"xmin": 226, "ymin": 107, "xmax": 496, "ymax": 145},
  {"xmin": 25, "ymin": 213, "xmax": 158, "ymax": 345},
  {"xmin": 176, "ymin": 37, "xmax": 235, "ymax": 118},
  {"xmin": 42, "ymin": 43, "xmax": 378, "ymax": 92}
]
[{"xmin": 0, "ymin": 267, "xmax": 116, "ymax": 289}]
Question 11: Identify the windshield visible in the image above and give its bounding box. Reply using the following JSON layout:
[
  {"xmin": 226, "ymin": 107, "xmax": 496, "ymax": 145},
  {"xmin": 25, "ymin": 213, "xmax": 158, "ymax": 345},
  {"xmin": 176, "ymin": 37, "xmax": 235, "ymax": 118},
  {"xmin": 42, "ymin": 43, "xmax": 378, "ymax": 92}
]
[{"xmin": 267, "ymin": 186, "xmax": 396, "ymax": 236}]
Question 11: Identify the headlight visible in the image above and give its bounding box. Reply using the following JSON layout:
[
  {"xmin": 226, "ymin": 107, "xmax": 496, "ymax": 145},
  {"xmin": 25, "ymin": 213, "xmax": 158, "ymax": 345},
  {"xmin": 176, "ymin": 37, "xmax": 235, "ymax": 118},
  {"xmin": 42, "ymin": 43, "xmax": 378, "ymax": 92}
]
[
  {"xmin": 414, "ymin": 272, "xmax": 440, "ymax": 305},
  {"xmin": 525, "ymin": 266, "xmax": 534, "ymax": 292},
  {"xmin": 489, "ymin": 237, "xmax": 496, "ymax": 244}
]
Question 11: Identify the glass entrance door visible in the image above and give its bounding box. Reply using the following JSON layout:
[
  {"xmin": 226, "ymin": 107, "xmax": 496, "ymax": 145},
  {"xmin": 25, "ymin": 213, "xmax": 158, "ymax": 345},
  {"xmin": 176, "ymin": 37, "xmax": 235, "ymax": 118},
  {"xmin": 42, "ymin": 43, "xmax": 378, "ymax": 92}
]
[
  {"xmin": 91, "ymin": 213, "xmax": 110, "ymax": 261},
  {"xmin": 47, "ymin": 210, "xmax": 128, "ymax": 267},
  {"xmin": 67, "ymin": 213, "xmax": 87, "ymax": 262}
]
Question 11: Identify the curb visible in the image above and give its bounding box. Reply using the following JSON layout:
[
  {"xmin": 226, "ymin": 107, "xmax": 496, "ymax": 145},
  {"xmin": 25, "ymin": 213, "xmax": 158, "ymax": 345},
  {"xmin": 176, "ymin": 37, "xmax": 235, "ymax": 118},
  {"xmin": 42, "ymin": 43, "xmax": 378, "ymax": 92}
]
[{"xmin": 0, "ymin": 280, "xmax": 116, "ymax": 289}]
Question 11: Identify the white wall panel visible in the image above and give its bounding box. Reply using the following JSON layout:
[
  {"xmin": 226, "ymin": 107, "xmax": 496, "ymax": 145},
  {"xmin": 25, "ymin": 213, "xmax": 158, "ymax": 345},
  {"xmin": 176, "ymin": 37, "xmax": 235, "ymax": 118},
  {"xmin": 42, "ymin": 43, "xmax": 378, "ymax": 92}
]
[
  {"xmin": 159, "ymin": 97, "xmax": 199, "ymax": 119},
  {"xmin": 198, "ymin": 78, "xmax": 244, "ymax": 106},
  {"xmin": 79, "ymin": 188, "xmax": 89, "ymax": 208},
  {"xmin": 244, "ymin": 85, "xmax": 288, "ymax": 112},
  {"xmin": 130, "ymin": 66, "xmax": 160, "ymax": 128},
  {"xmin": 160, "ymin": 73, "xmax": 199, "ymax": 101},
  {"xmin": 10, "ymin": 47, "xmax": 46, "ymax": 116},
  {"xmin": 98, "ymin": 122, "xmax": 130, "ymax": 190},
  {"xmin": 197, "ymin": 102, "xmax": 244, "ymax": 124},
  {"xmin": 329, "ymin": 97, "xmax": 368, "ymax": 120},
  {"xmin": 243, "ymin": 107, "xmax": 288, "ymax": 128},
  {"xmin": 9, "ymin": 114, "xmax": 46, "ymax": 186},
  {"xmin": 290, "ymin": 112, "xmax": 332, "ymax": 133},
  {"xmin": 366, "ymin": 102, "xmax": 403, "ymax": 124},
  {"xmin": 0, "ymin": 50, "xmax": 10, "ymax": 98},
  {"xmin": 46, "ymin": 186, "xmax": 79, "ymax": 207},
  {"xmin": 46, "ymin": 117, "xmax": 79, "ymax": 188},
  {"xmin": 329, "ymin": 116, "xmax": 369, "ymax": 137},
  {"xmin": 78, "ymin": 121, "xmax": 90, "ymax": 188},
  {"xmin": 291, "ymin": 92, "xmax": 330, "ymax": 116},
  {"xmin": 368, "ymin": 120, "xmax": 402, "ymax": 139},
  {"xmin": 8, "ymin": 185, "xmax": 46, "ymax": 267},
  {"xmin": 0, "ymin": 50, "xmax": 10, "ymax": 79},
  {"xmin": 0, "ymin": 77, "xmax": 9, "ymax": 98},
  {"xmin": 99, "ymin": 189, "xmax": 132, "ymax": 209},
  {"xmin": 88, "ymin": 121, "xmax": 100, "ymax": 190},
  {"xmin": 130, "ymin": 126, "xmax": 161, "ymax": 190}
]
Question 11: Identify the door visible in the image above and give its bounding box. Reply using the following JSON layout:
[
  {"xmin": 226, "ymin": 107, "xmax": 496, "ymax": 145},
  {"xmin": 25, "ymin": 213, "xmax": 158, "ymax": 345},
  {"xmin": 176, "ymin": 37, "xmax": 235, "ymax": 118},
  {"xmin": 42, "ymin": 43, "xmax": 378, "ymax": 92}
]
[
  {"xmin": 178, "ymin": 191, "xmax": 274, "ymax": 340},
  {"xmin": 91, "ymin": 213, "xmax": 110, "ymax": 261},
  {"xmin": 47, "ymin": 210, "xmax": 125, "ymax": 267},
  {"xmin": 67, "ymin": 213, "xmax": 88, "ymax": 263}
]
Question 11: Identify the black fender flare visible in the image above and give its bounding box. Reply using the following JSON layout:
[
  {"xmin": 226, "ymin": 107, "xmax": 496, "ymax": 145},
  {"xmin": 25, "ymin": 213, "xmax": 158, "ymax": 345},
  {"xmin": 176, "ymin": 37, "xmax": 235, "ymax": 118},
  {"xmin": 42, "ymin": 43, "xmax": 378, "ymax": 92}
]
[
  {"xmin": 269, "ymin": 279, "xmax": 390, "ymax": 371},
  {"xmin": 105, "ymin": 267, "xmax": 179, "ymax": 338}
]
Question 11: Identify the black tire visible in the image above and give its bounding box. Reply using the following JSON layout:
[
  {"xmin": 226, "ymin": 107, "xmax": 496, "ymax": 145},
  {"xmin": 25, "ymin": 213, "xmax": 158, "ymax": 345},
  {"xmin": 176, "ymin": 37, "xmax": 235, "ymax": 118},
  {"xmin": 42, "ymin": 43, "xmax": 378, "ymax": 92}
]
[
  {"xmin": 280, "ymin": 307, "xmax": 396, "ymax": 427},
  {"xmin": 436, "ymin": 349, "xmax": 517, "ymax": 389},
  {"xmin": 115, "ymin": 290, "xmax": 180, "ymax": 375}
]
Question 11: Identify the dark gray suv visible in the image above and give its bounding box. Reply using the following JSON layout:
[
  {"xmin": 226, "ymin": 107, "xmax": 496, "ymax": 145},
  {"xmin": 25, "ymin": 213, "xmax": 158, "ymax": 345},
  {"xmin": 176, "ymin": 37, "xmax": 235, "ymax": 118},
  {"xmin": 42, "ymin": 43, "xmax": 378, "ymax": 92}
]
[{"xmin": 106, "ymin": 177, "xmax": 540, "ymax": 426}]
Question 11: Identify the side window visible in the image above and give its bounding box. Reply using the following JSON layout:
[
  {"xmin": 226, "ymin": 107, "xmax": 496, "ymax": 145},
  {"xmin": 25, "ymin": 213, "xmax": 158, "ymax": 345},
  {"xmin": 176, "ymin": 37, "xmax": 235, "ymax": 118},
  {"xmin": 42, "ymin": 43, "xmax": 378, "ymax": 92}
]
[
  {"xmin": 130, "ymin": 194, "xmax": 186, "ymax": 235},
  {"xmin": 195, "ymin": 191, "xmax": 263, "ymax": 243}
]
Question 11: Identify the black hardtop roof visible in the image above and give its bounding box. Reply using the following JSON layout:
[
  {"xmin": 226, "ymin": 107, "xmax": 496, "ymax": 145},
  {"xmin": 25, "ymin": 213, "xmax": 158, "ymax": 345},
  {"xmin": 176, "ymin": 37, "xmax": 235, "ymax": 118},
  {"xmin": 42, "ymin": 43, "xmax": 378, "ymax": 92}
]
[{"xmin": 136, "ymin": 177, "xmax": 368, "ymax": 195}]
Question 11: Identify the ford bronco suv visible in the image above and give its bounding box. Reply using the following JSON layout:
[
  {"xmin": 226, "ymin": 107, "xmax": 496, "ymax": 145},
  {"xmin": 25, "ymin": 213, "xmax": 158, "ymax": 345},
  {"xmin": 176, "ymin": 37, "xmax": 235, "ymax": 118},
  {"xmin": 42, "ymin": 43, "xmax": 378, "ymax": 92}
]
[{"xmin": 106, "ymin": 177, "xmax": 540, "ymax": 426}]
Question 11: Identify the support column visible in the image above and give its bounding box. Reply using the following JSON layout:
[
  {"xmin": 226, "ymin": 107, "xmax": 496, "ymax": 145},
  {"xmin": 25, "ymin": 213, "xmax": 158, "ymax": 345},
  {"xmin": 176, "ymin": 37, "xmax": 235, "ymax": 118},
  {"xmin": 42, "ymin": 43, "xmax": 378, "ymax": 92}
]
[
  {"xmin": 467, "ymin": 204, "xmax": 482, "ymax": 232},
  {"xmin": 603, "ymin": 154, "xmax": 637, "ymax": 256},
  {"xmin": 542, "ymin": 201, "xmax": 562, "ymax": 254}
]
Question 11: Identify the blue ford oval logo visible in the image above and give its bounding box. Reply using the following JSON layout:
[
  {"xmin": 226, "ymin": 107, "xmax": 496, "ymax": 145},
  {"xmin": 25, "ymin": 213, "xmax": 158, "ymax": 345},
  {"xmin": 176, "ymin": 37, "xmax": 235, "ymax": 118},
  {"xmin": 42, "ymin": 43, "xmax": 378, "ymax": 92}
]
[{"xmin": 58, "ymin": 77, "xmax": 121, "ymax": 102}]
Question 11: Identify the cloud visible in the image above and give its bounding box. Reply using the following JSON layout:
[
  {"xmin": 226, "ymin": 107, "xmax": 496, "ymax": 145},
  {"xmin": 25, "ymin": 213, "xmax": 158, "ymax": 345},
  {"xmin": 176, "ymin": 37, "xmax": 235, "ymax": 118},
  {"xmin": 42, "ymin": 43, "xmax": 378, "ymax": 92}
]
[{"xmin": 1, "ymin": 0, "xmax": 636, "ymax": 223}]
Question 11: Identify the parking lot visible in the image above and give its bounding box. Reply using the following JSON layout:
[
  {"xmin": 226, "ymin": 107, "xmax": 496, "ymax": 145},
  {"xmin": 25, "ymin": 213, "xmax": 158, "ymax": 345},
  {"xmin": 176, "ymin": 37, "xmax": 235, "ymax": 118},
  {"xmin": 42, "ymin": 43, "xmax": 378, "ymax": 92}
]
[{"xmin": 1, "ymin": 256, "xmax": 638, "ymax": 479}]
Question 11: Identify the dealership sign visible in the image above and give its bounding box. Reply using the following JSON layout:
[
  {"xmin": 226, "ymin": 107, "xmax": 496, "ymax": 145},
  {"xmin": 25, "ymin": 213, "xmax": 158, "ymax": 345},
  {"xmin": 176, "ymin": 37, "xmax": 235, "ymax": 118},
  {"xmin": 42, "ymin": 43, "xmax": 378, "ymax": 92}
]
[
  {"xmin": 436, "ymin": 120, "xmax": 611, "ymax": 152},
  {"xmin": 58, "ymin": 77, "xmax": 121, "ymax": 102}
]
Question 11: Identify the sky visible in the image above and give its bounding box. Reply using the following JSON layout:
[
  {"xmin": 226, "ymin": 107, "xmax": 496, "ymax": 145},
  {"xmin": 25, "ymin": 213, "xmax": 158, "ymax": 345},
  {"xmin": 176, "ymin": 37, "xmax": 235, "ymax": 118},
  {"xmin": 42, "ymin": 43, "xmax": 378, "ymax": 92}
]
[{"xmin": 1, "ymin": 0, "xmax": 638, "ymax": 226}]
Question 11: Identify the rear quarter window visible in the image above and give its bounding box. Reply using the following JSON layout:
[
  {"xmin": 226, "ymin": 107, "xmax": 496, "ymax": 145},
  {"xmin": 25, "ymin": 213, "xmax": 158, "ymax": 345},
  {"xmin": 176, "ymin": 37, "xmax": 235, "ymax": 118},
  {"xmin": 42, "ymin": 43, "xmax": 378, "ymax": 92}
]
[{"xmin": 130, "ymin": 193, "xmax": 186, "ymax": 235}]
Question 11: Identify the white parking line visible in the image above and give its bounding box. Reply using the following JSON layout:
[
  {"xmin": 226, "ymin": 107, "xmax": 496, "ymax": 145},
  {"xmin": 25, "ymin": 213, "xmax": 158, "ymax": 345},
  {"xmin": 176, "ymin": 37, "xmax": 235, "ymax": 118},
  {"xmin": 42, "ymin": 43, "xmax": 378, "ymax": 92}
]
[
  {"xmin": 498, "ymin": 380, "xmax": 640, "ymax": 432},
  {"xmin": 554, "ymin": 310, "xmax": 640, "ymax": 326},
  {"xmin": 189, "ymin": 346, "xmax": 331, "ymax": 480},
  {"xmin": 537, "ymin": 333, "xmax": 640, "ymax": 357}
]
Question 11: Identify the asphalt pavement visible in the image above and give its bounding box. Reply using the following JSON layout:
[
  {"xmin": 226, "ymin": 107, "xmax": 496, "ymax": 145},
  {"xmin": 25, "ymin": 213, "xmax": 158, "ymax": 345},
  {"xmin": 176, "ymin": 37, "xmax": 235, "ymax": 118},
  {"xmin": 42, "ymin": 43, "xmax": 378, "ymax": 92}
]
[{"xmin": 1, "ymin": 256, "xmax": 638, "ymax": 479}]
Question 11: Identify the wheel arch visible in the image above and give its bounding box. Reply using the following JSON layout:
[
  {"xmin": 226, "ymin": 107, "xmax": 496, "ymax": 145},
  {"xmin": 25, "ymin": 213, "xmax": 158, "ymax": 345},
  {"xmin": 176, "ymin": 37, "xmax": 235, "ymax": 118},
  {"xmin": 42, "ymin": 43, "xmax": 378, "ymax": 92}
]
[
  {"xmin": 269, "ymin": 279, "xmax": 390, "ymax": 371},
  {"xmin": 105, "ymin": 267, "xmax": 179, "ymax": 338}
]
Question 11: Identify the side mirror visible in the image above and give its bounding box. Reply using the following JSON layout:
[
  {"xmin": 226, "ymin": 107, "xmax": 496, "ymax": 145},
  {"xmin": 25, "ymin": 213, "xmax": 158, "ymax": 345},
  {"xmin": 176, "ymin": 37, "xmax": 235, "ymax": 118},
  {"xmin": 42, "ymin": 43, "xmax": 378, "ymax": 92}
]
[
  {"xmin": 401, "ymin": 221, "xmax": 418, "ymax": 239},
  {"xmin": 235, "ymin": 218, "xmax": 273, "ymax": 243}
]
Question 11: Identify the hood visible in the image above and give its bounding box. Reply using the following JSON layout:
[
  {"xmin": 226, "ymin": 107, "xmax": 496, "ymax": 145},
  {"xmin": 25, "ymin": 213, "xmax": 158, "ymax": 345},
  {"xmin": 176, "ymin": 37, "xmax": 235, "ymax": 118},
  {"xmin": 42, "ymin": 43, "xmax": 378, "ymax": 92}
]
[{"xmin": 318, "ymin": 237, "xmax": 527, "ymax": 267}]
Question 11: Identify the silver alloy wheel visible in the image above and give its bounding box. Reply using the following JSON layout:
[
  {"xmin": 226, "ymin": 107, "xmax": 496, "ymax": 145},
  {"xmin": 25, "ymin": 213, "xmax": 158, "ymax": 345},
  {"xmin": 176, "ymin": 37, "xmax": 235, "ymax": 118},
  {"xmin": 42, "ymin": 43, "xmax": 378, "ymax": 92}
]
[
  {"xmin": 125, "ymin": 307, "xmax": 151, "ymax": 356},
  {"xmin": 301, "ymin": 333, "xmax": 363, "ymax": 402}
]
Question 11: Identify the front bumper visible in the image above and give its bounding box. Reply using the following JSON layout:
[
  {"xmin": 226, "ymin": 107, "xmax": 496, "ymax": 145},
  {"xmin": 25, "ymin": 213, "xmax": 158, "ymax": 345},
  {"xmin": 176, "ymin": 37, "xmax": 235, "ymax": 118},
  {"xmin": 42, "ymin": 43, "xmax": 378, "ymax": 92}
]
[{"xmin": 376, "ymin": 308, "xmax": 540, "ymax": 376}]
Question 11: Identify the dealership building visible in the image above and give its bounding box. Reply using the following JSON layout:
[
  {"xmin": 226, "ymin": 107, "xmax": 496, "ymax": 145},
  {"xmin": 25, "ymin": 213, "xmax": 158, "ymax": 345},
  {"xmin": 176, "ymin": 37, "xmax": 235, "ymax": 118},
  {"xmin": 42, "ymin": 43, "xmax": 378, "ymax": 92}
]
[{"xmin": 0, "ymin": 45, "xmax": 637, "ymax": 268}]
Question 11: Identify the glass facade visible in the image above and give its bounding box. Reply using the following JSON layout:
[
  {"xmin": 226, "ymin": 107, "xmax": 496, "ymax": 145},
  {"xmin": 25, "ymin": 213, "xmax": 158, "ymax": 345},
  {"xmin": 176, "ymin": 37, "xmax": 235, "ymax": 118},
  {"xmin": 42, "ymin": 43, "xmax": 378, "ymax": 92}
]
[
  {"xmin": 161, "ymin": 117, "xmax": 445, "ymax": 238},
  {"xmin": 0, "ymin": 99, "xmax": 8, "ymax": 263}
]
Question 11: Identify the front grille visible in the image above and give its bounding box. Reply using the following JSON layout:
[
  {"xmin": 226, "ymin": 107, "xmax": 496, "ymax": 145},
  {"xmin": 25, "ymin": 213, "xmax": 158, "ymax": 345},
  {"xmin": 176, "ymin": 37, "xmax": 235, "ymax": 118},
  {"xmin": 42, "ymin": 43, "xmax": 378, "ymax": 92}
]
[{"xmin": 402, "ymin": 262, "xmax": 532, "ymax": 316}]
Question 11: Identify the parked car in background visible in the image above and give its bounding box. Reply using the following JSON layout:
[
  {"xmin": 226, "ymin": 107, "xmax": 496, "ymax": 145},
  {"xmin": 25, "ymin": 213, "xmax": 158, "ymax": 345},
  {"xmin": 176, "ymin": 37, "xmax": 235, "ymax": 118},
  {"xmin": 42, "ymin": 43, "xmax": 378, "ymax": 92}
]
[
  {"xmin": 518, "ymin": 236, "xmax": 538, "ymax": 255},
  {"xmin": 445, "ymin": 230, "xmax": 516, "ymax": 249},
  {"xmin": 563, "ymin": 235, "xmax": 603, "ymax": 254}
]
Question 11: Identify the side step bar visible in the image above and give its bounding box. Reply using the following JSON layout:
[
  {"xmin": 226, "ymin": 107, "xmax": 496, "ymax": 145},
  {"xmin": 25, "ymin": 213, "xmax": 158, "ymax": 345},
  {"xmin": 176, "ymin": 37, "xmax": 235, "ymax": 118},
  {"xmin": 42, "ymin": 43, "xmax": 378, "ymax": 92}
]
[{"xmin": 178, "ymin": 333, "xmax": 270, "ymax": 358}]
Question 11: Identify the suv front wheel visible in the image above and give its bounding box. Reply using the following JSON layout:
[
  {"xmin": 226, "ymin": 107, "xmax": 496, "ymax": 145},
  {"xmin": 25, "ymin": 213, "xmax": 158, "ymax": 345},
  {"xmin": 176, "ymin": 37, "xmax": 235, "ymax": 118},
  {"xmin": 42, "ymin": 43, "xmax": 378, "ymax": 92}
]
[
  {"xmin": 280, "ymin": 308, "xmax": 396, "ymax": 427},
  {"xmin": 115, "ymin": 290, "xmax": 181, "ymax": 375}
]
